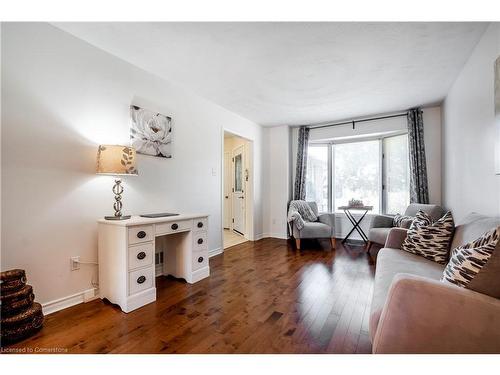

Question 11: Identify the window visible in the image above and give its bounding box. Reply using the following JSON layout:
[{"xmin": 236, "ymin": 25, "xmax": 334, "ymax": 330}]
[
  {"xmin": 305, "ymin": 145, "xmax": 329, "ymax": 212},
  {"xmin": 383, "ymin": 134, "xmax": 410, "ymax": 215},
  {"xmin": 334, "ymin": 140, "xmax": 381, "ymax": 213},
  {"xmin": 234, "ymin": 153, "xmax": 243, "ymax": 192},
  {"xmin": 305, "ymin": 134, "xmax": 409, "ymax": 215}
]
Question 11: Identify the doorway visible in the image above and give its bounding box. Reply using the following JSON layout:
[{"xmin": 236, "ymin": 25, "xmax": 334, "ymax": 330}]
[{"xmin": 223, "ymin": 131, "xmax": 251, "ymax": 249}]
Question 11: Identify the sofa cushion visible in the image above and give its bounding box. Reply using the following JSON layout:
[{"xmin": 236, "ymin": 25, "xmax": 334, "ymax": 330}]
[
  {"xmin": 369, "ymin": 248, "xmax": 445, "ymax": 341},
  {"xmin": 404, "ymin": 203, "xmax": 444, "ymax": 221},
  {"xmin": 401, "ymin": 211, "xmax": 454, "ymax": 264},
  {"xmin": 369, "ymin": 227, "xmax": 391, "ymax": 245},
  {"xmin": 442, "ymin": 226, "xmax": 500, "ymax": 298}
]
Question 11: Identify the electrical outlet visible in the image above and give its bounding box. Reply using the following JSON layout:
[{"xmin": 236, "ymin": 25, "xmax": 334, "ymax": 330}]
[{"xmin": 70, "ymin": 256, "xmax": 80, "ymax": 271}]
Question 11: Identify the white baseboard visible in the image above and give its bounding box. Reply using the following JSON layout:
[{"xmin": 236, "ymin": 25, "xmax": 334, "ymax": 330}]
[
  {"xmin": 42, "ymin": 287, "xmax": 98, "ymax": 315},
  {"xmin": 257, "ymin": 233, "xmax": 290, "ymax": 240},
  {"xmin": 254, "ymin": 233, "xmax": 265, "ymax": 241},
  {"xmin": 209, "ymin": 247, "xmax": 223, "ymax": 257}
]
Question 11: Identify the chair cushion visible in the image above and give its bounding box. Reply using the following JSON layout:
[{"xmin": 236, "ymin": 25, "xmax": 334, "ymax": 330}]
[
  {"xmin": 298, "ymin": 221, "xmax": 332, "ymax": 238},
  {"xmin": 307, "ymin": 201, "xmax": 319, "ymax": 217},
  {"xmin": 369, "ymin": 227, "xmax": 391, "ymax": 246},
  {"xmin": 369, "ymin": 248, "xmax": 445, "ymax": 341}
]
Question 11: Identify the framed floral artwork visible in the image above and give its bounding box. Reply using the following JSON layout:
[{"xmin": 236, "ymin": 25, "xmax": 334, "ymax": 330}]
[{"xmin": 130, "ymin": 105, "xmax": 172, "ymax": 158}]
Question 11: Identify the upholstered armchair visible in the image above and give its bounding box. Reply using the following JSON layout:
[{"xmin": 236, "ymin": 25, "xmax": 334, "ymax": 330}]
[
  {"xmin": 289, "ymin": 201, "xmax": 336, "ymax": 250},
  {"xmin": 367, "ymin": 203, "xmax": 444, "ymax": 252}
]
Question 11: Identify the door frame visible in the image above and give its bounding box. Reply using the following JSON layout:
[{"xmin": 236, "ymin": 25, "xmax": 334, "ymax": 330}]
[{"xmin": 221, "ymin": 128, "xmax": 254, "ymax": 250}]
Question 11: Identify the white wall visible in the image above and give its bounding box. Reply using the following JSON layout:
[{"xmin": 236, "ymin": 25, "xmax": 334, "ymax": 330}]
[
  {"xmin": 0, "ymin": 25, "xmax": 2, "ymax": 256},
  {"xmin": 442, "ymin": 23, "xmax": 500, "ymax": 221},
  {"xmin": 1, "ymin": 23, "xmax": 263, "ymax": 307},
  {"xmin": 422, "ymin": 106, "xmax": 442, "ymax": 206},
  {"xmin": 262, "ymin": 126, "xmax": 291, "ymax": 239}
]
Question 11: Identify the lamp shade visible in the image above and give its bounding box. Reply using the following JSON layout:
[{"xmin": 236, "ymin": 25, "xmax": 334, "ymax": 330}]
[{"xmin": 96, "ymin": 145, "xmax": 138, "ymax": 176}]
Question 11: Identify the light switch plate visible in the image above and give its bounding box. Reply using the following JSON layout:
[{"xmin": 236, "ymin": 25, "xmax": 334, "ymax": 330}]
[{"xmin": 70, "ymin": 256, "xmax": 80, "ymax": 271}]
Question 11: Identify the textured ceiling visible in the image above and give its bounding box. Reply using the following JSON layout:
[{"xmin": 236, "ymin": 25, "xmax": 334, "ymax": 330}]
[{"xmin": 54, "ymin": 22, "xmax": 488, "ymax": 126}]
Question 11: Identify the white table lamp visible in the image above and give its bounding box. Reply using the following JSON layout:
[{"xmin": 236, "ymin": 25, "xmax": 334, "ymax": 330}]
[{"xmin": 96, "ymin": 145, "xmax": 138, "ymax": 220}]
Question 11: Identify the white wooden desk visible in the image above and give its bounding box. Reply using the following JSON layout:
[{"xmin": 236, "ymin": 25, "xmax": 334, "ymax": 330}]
[{"xmin": 98, "ymin": 214, "xmax": 209, "ymax": 313}]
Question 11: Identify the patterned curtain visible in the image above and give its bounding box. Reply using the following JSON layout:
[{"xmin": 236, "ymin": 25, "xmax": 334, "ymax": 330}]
[
  {"xmin": 294, "ymin": 126, "xmax": 310, "ymax": 200},
  {"xmin": 407, "ymin": 108, "xmax": 429, "ymax": 204}
]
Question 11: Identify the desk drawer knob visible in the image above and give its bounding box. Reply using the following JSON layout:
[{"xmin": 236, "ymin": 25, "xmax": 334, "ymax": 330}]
[
  {"xmin": 137, "ymin": 231, "xmax": 146, "ymax": 239},
  {"xmin": 197, "ymin": 238, "xmax": 204, "ymax": 244},
  {"xmin": 137, "ymin": 251, "xmax": 146, "ymax": 260},
  {"xmin": 137, "ymin": 276, "xmax": 146, "ymax": 284},
  {"xmin": 171, "ymin": 223, "xmax": 178, "ymax": 230},
  {"xmin": 197, "ymin": 222, "xmax": 204, "ymax": 228},
  {"xmin": 197, "ymin": 256, "xmax": 204, "ymax": 263}
]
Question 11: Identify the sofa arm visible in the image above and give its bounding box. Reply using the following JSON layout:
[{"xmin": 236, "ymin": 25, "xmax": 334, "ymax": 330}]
[
  {"xmin": 370, "ymin": 214, "xmax": 393, "ymax": 229},
  {"xmin": 384, "ymin": 228, "xmax": 408, "ymax": 249},
  {"xmin": 373, "ymin": 274, "xmax": 500, "ymax": 353}
]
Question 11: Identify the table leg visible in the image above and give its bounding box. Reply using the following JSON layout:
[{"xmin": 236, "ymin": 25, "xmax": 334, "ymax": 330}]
[
  {"xmin": 342, "ymin": 210, "xmax": 359, "ymax": 243},
  {"xmin": 354, "ymin": 210, "xmax": 369, "ymax": 242},
  {"xmin": 342, "ymin": 209, "xmax": 369, "ymax": 244}
]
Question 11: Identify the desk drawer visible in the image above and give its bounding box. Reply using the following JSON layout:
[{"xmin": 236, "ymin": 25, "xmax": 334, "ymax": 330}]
[
  {"xmin": 193, "ymin": 218, "xmax": 208, "ymax": 232},
  {"xmin": 128, "ymin": 266, "xmax": 154, "ymax": 296},
  {"xmin": 192, "ymin": 250, "xmax": 209, "ymax": 271},
  {"xmin": 128, "ymin": 225, "xmax": 154, "ymax": 245},
  {"xmin": 155, "ymin": 219, "xmax": 192, "ymax": 235},
  {"xmin": 193, "ymin": 232, "xmax": 208, "ymax": 251},
  {"xmin": 128, "ymin": 242, "xmax": 154, "ymax": 270}
]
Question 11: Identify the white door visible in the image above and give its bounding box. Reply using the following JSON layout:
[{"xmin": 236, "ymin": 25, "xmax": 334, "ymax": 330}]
[
  {"xmin": 232, "ymin": 145, "xmax": 245, "ymax": 235},
  {"xmin": 223, "ymin": 151, "xmax": 231, "ymax": 229}
]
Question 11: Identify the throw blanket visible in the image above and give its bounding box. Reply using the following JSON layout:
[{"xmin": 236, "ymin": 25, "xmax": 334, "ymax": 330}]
[{"xmin": 287, "ymin": 200, "xmax": 318, "ymax": 230}]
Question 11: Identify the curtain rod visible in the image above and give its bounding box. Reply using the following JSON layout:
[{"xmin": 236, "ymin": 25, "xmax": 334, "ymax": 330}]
[{"xmin": 306, "ymin": 112, "xmax": 409, "ymax": 130}]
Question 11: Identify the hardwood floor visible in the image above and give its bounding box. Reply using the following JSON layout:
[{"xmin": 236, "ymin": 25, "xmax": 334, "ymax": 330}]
[{"xmin": 3, "ymin": 238, "xmax": 379, "ymax": 354}]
